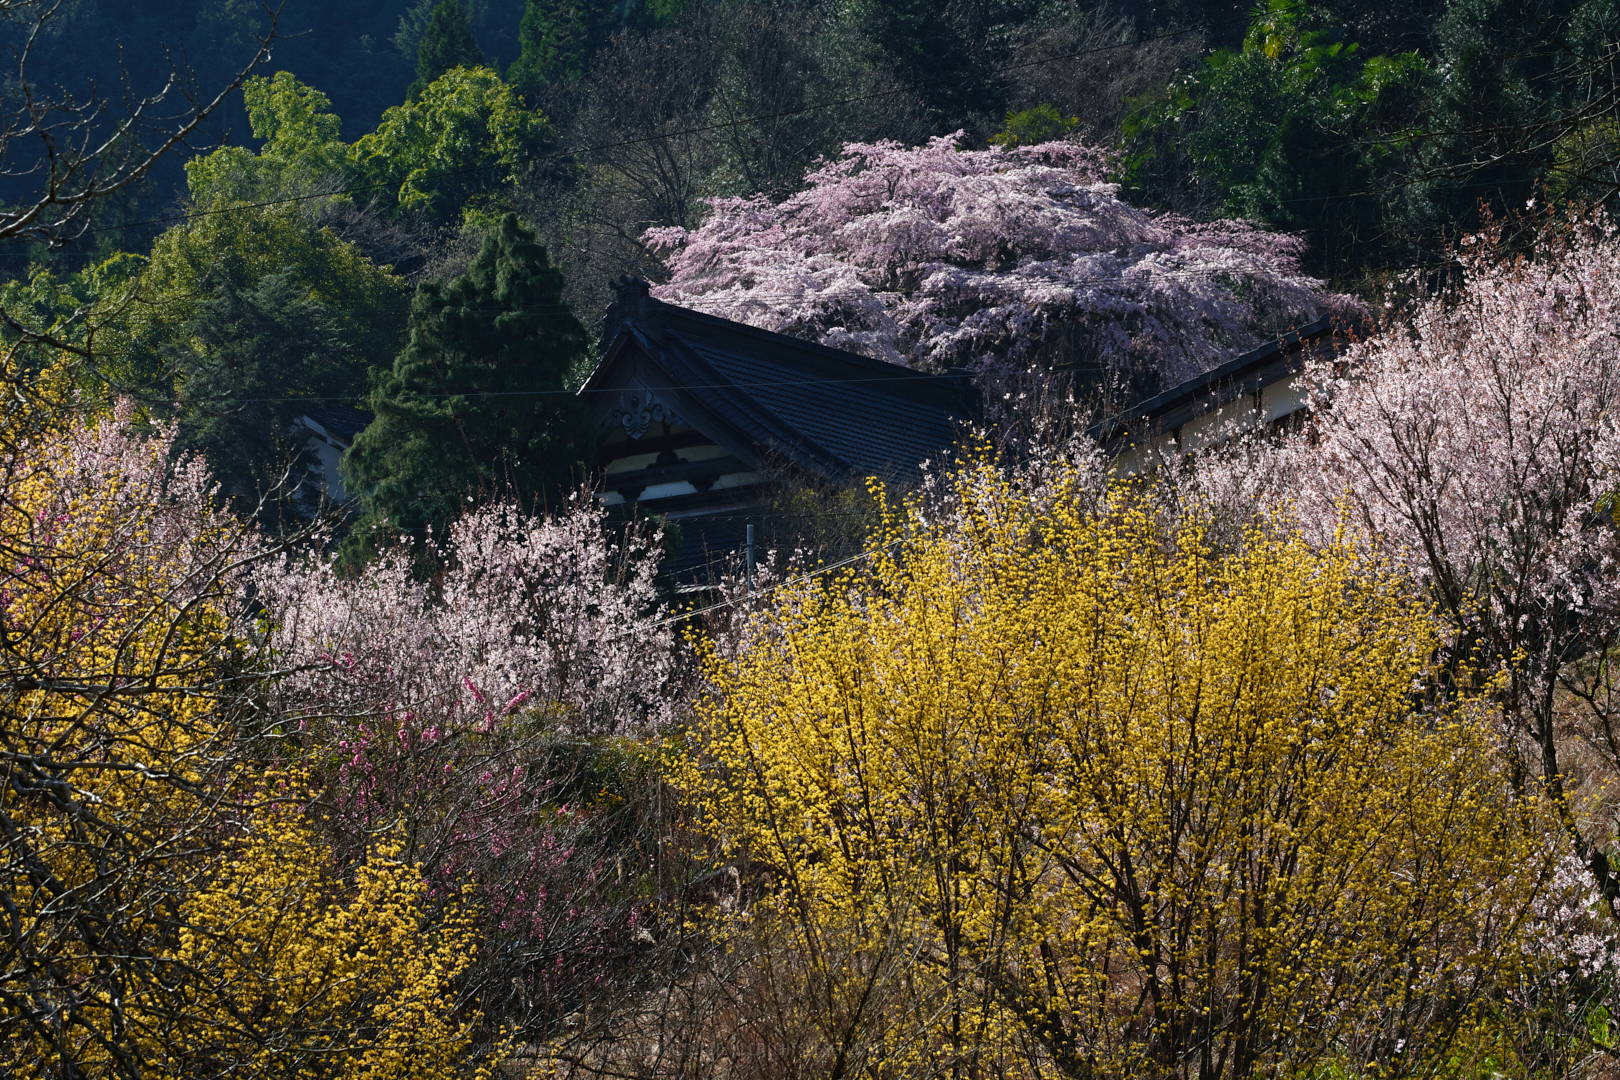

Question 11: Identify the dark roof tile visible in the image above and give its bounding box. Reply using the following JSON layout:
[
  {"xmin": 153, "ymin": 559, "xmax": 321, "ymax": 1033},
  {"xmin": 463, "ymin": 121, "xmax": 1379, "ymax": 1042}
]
[
  {"xmin": 583, "ymin": 281, "xmax": 974, "ymax": 484},
  {"xmin": 672, "ymin": 335, "xmax": 965, "ymax": 479}
]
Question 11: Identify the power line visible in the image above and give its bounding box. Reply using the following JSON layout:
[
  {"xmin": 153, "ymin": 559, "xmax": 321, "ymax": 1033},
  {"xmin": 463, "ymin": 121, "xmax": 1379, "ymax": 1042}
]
[
  {"xmin": 0, "ymin": 18, "xmax": 1235, "ymax": 250},
  {"xmin": 18, "ymin": 251, "xmax": 1466, "ymax": 408},
  {"xmin": 15, "ymin": 250, "xmax": 1398, "ymax": 316},
  {"xmin": 34, "ymin": 302, "xmax": 1366, "ymax": 407},
  {"xmin": 0, "ymin": 1, "xmax": 1589, "ymax": 283}
]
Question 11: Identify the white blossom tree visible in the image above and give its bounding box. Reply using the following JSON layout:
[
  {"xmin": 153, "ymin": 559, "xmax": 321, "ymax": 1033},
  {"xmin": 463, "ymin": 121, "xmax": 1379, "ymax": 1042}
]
[
  {"xmin": 252, "ymin": 497, "xmax": 682, "ymax": 1039},
  {"xmin": 647, "ymin": 135, "xmax": 1356, "ymax": 402},
  {"xmin": 1183, "ymin": 209, "xmax": 1620, "ymax": 914}
]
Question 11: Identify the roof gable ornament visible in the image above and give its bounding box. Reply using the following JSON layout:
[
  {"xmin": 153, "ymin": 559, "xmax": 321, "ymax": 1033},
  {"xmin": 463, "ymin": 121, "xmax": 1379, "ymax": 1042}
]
[
  {"xmin": 602, "ymin": 276, "xmax": 655, "ymax": 344},
  {"xmin": 606, "ymin": 380, "xmax": 683, "ymax": 439},
  {"xmin": 610, "ymin": 275, "xmax": 651, "ymax": 303}
]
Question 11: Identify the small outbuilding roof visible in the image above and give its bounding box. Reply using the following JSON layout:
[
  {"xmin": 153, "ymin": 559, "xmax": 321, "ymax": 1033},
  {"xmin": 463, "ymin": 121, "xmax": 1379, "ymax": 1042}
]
[{"xmin": 1087, "ymin": 314, "xmax": 1344, "ymax": 463}]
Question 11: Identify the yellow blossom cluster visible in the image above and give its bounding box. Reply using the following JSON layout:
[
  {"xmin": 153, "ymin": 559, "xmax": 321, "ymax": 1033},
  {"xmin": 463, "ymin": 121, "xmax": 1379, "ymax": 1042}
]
[
  {"xmin": 692, "ymin": 460, "xmax": 1559, "ymax": 1079},
  {"xmin": 155, "ymin": 806, "xmax": 484, "ymax": 1080},
  {"xmin": 1, "ymin": 413, "xmax": 486, "ymax": 1079}
]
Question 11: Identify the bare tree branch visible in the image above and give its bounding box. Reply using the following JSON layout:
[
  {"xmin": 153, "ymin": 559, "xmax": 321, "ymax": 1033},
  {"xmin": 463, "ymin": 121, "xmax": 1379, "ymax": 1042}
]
[{"xmin": 0, "ymin": 0, "xmax": 287, "ymax": 248}]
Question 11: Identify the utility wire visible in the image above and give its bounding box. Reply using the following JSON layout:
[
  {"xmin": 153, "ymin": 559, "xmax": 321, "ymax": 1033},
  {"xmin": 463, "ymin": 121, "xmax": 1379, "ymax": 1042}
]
[
  {"xmin": 53, "ymin": 313, "xmax": 1355, "ymax": 406},
  {"xmin": 16, "ymin": 252, "xmax": 1394, "ymax": 315},
  {"xmin": 16, "ymin": 249, "xmax": 1457, "ymax": 411},
  {"xmin": 0, "ymin": 17, "xmax": 1237, "ymax": 249},
  {"xmin": 0, "ymin": 4, "xmax": 1583, "ymax": 268},
  {"xmin": 0, "ymin": 150, "xmax": 1556, "ymax": 260}
]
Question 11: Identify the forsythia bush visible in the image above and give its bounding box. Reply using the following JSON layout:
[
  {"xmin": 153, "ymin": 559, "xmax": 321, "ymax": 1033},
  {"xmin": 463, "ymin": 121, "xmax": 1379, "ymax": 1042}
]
[
  {"xmin": 162, "ymin": 805, "xmax": 482, "ymax": 1080},
  {"xmin": 694, "ymin": 461, "xmax": 1561, "ymax": 1080},
  {"xmin": 0, "ymin": 408, "xmax": 484, "ymax": 1079}
]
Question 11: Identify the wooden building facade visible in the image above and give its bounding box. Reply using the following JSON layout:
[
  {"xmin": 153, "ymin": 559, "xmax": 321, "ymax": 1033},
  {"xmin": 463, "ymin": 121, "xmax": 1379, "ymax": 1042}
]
[
  {"xmin": 1088, "ymin": 315, "xmax": 1343, "ymax": 473},
  {"xmin": 581, "ymin": 279, "xmax": 975, "ymax": 582}
]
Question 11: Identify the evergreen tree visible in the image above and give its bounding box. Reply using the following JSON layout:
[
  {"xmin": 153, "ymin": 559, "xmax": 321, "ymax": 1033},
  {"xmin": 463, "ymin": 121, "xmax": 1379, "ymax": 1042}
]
[
  {"xmin": 167, "ymin": 268, "xmax": 362, "ymax": 531},
  {"xmin": 867, "ymin": 0, "xmax": 989, "ymax": 125},
  {"xmin": 340, "ymin": 214, "xmax": 595, "ymax": 572},
  {"xmin": 509, "ymin": 0, "xmax": 688, "ymax": 101},
  {"xmin": 409, "ymin": 0, "xmax": 486, "ymax": 101},
  {"xmin": 509, "ymin": 0, "xmax": 646, "ymax": 100},
  {"xmin": 509, "ymin": 0, "xmax": 588, "ymax": 98}
]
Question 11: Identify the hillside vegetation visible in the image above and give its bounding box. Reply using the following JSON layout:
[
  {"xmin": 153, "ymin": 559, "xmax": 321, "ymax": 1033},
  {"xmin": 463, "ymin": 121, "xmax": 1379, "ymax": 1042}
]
[{"xmin": 4, "ymin": 0, "xmax": 1620, "ymax": 1077}]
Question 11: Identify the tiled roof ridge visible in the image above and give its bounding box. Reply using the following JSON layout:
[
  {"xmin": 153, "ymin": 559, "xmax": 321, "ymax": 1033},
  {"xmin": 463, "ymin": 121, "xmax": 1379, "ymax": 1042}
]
[
  {"xmin": 1086, "ymin": 314, "xmax": 1338, "ymax": 445},
  {"xmin": 601, "ymin": 276, "xmax": 965, "ymax": 403}
]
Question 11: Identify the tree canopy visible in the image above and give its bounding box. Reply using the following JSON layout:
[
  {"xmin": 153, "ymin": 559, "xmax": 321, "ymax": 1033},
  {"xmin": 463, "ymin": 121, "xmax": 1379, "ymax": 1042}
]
[
  {"xmin": 356, "ymin": 65, "xmax": 553, "ymax": 221},
  {"xmin": 166, "ymin": 269, "xmax": 361, "ymax": 526},
  {"xmin": 409, "ymin": 0, "xmax": 486, "ymax": 101},
  {"xmin": 0, "ymin": 407, "xmax": 486, "ymax": 1079},
  {"xmin": 690, "ymin": 458, "xmax": 1561, "ymax": 1079},
  {"xmin": 648, "ymin": 135, "xmax": 1352, "ymax": 402},
  {"xmin": 340, "ymin": 213, "xmax": 593, "ymax": 569}
]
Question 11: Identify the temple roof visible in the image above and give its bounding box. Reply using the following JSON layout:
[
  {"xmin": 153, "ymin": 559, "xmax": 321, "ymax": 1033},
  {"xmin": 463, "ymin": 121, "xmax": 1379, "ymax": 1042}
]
[{"xmin": 581, "ymin": 278, "xmax": 974, "ymax": 486}]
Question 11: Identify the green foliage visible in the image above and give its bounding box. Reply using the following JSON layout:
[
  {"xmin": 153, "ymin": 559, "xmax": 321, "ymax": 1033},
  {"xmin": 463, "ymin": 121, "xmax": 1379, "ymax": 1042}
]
[
  {"xmin": 0, "ymin": 254, "xmax": 144, "ymax": 353},
  {"xmin": 0, "ymin": 254, "xmax": 146, "ymax": 419},
  {"xmin": 166, "ymin": 269, "xmax": 359, "ymax": 526},
  {"xmin": 244, "ymin": 71, "xmax": 349, "ymax": 168},
  {"xmin": 393, "ymin": 0, "xmax": 441, "ymax": 63},
  {"xmin": 186, "ymin": 68, "xmax": 549, "ymax": 227},
  {"xmin": 153, "ymin": 79, "xmax": 408, "ymax": 400},
  {"xmin": 990, "ymin": 103, "xmax": 1079, "ymax": 148},
  {"xmin": 409, "ymin": 0, "xmax": 486, "ymax": 101},
  {"xmin": 1123, "ymin": 0, "xmax": 1426, "ymax": 276},
  {"xmin": 1120, "ymin": 0, "xmax": 1620, "ymax": 279},
  {"xmin": 134, "ymin": 206, "xmax": 406, "ymax": 383},
  {"xmin": 339, "ymin": 214, "xmax": 594, "ymax": 571},
  {"xmin": 123, "ymin": 202, "xmax": 406, "ymax": 508},
  {"xmin": 185, "ymin": 73, "xmax": 354, "ymax": 210},
  {"xmin": 1419, "ymin": 0, "xmax": 1620, "ymax": 211},
  {"xmin": 355, "ymin": 66, "xmax": 553, "ymax": 222},
  {"xmin": 509, "ymin": 0, "xmax": 594, "ymax": 95},
  {"xmin": 508, "ymin": 0, "xmax": 693, "ymax": 100}
]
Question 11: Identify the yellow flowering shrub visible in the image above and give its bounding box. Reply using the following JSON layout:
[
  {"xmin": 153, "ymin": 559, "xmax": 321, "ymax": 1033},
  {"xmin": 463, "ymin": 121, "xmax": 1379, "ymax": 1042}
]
[
  {"xmin": 0, "ymin": 410, "xmax": 484, "ymax": 1079},
  {"xmin": 154, "ymin": 803, "xmax": 483, "ymax": 1080},
  {"xmin": 692, "ymin": 460, "xmax": 1559, "ymax": 1080}
]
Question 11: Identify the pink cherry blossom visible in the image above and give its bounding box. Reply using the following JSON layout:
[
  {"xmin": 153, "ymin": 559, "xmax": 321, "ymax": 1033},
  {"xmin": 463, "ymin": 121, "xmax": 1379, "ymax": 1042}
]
[
  {"xmin": 647, "ymin": 134, "xmax": 1357, "ymax": 397},
  {"xmin": 1186, "ymin": 209, "xmax": 1620, "ymax": 910},
  {"xmin": 254, "ymin": 499, "xmax": 675, "ymax": 739},
  {"xmin": 251, "ymin": 497, "xmax": 680, "ymax": 1024}
]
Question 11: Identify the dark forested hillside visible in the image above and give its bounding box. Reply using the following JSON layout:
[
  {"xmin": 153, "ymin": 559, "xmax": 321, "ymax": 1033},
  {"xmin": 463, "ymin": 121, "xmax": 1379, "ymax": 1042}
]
[
  {"xmin": 11, "ymin": 0, "xmax": 1612, "ymax": 288},
  {"xmin": 6, "ymin": 0, "xmax": 1615, "ymax": 439},
  {"xmin": 10, "ymin": 0, "xmax": 535, "ymax": 138},
  {"xmin": 1, "ymin": 0, "xmax": 1617, "ymax": 595}
]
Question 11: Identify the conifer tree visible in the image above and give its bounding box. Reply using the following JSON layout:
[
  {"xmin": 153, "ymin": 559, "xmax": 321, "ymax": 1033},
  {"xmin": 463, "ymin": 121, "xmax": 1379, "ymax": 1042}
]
[
  {"xmin": 509, "ymin": 0, "xmax": 619, "ymax": 100},
  {"xmin": 509, "ymin": 0, "xmax": 583, "ymax": 98},
  {"xmin": 340, "ymin": 214, "xmax": 594, "ymax": 571},
  {"xmin": 508, "ymin": 0, "xmax": 678, "ymax": 101},
  {"xmin": 409, "ymin": 0, "xmax": 486, "ymax": 101}
]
